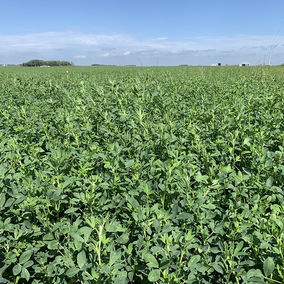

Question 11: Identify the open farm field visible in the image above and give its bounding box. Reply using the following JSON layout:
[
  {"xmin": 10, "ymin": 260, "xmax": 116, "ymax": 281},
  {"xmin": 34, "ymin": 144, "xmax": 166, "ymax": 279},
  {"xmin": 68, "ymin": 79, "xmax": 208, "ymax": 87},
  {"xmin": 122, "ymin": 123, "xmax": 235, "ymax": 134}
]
[{"xmin": 1, "ymin": 66, "xmax": 284, "ymax": 283}]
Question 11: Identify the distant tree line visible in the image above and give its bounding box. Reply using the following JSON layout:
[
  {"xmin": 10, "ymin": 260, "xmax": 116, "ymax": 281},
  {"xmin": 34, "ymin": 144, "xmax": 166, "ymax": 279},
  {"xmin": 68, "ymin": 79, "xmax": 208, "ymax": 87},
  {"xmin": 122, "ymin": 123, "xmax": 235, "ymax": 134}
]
[
  {"xmin": 21, "ymin": 59, "xmax": 74, "ymax": 67},
  {"xmin": 91, "ymin": 64, "xmax": 116, "ymax": 66}
]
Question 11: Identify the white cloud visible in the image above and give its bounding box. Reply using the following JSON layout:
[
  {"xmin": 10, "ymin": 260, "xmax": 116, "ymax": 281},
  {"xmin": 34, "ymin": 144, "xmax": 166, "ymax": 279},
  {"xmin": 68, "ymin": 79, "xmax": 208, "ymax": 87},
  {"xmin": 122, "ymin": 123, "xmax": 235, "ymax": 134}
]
[
  {"xmin": 0, "ymin": 32, "xmax": 139, "ymax": 52},
  {"xmin": 153, "ymin": 37, "xmax": 168, "ymax": 41},
  {"xmin": 101, "ymin": 53, "xmax": 110, "ymax": 57},
  {"xmin": 101, "ymin": 47, "xmax": 116, "ymax": 51},
  {"xmin": 0, "ymin": 30, "xmax": 283, "ymax": 65},
  {"xmin": 195, "ymin": 34, "xmax": 274, "ymax": 50},
  {"xmin": 99, "ymin": 51, "xmax": 131, "ymax": 57}
]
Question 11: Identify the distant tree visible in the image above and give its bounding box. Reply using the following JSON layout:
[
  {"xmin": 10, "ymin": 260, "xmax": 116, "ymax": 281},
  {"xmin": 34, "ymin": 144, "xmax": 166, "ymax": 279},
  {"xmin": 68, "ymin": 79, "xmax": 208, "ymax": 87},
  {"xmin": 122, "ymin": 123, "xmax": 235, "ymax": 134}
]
[
  {"xmin": 22, "ymin": 59, "xmax": 73, "ymax": 67},
  {"xmin": 91, "ymin": 64, "xmax": 117, "ymax": 66},
  {"xmin": 22, "ymin": 59, "xmax": 43, "ymax": 67}
]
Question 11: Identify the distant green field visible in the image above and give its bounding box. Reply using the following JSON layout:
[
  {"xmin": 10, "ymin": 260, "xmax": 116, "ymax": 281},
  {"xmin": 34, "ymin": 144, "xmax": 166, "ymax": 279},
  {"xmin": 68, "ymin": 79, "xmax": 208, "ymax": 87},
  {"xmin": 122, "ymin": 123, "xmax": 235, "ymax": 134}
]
[{"xmin": 1, "ymin": 66, "xmax": 284, "ymax": 283}]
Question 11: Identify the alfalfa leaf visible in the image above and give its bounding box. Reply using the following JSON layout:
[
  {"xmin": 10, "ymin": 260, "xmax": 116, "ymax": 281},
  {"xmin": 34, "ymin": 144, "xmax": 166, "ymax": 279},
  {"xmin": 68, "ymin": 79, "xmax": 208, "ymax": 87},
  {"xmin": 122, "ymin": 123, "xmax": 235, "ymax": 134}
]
[
  {"xmin": 77, "ymin": 250, "xmax": 87, "ymax": 269},
  {"xmin": 70, "ymin": 232, "xmax": 84, "ymax": 243},
  {"xmin": 66, "ymin": 267, "xmax": 80, "ymax": 277},
  {"xmin": 125, "ymin": 159, "xmax": 135, "ymax": 168},
  {"xmin": 12, "ymin": 264, "xmax": 21, "ymax": 276},
  {"xmin": 148, "ymin": 269, "xmax": 160, "ymax": 282},
  {"xmin": 19, "ymin": 250, "xmax": 33, "ymax": 265},
  {"xmin": 21, "ymin": 267, "xmax": 30, "ymax": 282},
  {"xmin": 263, "ymin": 257, "xmax": 275, "ymax": 277},
  {"xmin": 266, "ymin": 177, "xmax": 273, "ymax": 188},
  {"xmin": 144, "ymin": 253, "xmax": 159, "ymax": 268}
]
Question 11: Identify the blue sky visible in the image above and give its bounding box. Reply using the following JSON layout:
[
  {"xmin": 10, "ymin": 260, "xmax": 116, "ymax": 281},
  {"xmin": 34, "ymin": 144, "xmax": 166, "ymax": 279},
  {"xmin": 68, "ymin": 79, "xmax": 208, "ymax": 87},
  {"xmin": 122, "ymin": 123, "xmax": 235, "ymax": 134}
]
[{"xmin": 1, "ymin": 0, "xmax": 284, "ymax": 66}]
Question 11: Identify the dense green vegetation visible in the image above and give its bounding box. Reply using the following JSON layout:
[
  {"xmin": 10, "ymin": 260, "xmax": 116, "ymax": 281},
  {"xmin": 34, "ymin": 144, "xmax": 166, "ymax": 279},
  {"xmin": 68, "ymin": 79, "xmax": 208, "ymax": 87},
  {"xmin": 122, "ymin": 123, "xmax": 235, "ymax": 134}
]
[
  {"xmin": 21, "ymin": 60, "xmax": 73, "ymax": 67},
  {"xmin": 0, "ymin": 66, "xmax": 284, "ymax": 283}
]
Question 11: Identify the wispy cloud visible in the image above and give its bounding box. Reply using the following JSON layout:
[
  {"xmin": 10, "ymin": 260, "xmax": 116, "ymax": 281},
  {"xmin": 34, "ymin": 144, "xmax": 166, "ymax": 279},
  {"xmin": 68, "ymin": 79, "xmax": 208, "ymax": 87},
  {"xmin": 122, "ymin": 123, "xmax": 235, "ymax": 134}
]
[
  {"xmin": 101, "ymin": 53, "xmax": 110, "ymax": 57},
  {"xmin": 0, "ymin": 31, "xmax": 275, "ymax": 54},
  {"xmin": 0, "ymin": 30, "xmax": 283, "ymax": 65},
  {"xmin": 0, "ymin": 32, "xmax": 138, "ymax": 51},
  {"xmin": 99, "ymin": 51, "xmax": 131, "ymax": 57},
  {"xmin": 196, "ymin": 34, "xmax": 274, "ymax": 50},
  {"xmin": 101, "ymin": 47, "xmax": 116, "ymax": 51},
  {"xmin": 170, "ymin": 49, "xmax": 216, "ymax": 54},
  {"xmin": 153, "ymin": 37, "xmax": 168, "ymax": 41},
  {"xmin": 241, "ymin": 46, "xmax": 267, "ymax": 50}
]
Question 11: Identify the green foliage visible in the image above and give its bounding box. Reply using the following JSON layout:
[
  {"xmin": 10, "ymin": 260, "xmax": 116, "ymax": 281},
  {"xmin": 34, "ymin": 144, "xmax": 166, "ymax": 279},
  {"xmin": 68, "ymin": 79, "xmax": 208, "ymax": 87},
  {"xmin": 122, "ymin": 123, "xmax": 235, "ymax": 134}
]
[
  {"xmin": 0, "ymin": 66, "xmax": 284, "ymax": 283},
  {"xmin": 21, "ymin": 59, "xmax": 73, "ymax": 67}
]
